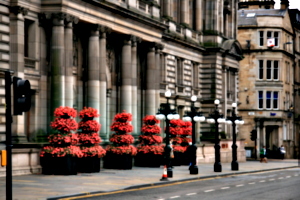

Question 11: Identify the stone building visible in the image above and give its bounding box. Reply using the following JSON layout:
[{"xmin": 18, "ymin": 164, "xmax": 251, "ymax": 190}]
[
  {"xmin": 0, "ymin": 0, "xmax": 243, "ymax": 175},
  {"xmin": 237, "ymin": 0, "xmax": 299, "ymax": 159}
]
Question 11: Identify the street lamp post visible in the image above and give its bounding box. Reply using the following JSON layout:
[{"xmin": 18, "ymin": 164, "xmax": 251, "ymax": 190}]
[
  {"xmin": 206, "ymin": 99, "xmax": 225, "ymax": 172},
  {"xmin": 156, "ymin": 90, "xmax": 179, "ymax": 179},
  {"xmin": 226, "ymin": 103, "xmax": 244, "ymax": 171},
  {"xmin": 183, "ymin": 96, "xmax": 205, "ymax": 175}
]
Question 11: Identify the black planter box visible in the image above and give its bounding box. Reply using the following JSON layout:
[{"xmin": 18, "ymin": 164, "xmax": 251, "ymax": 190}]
[
  {"xmin": 103, "ymin": 153, "xmax": 133, "ymax": 169},
  {"xmin": 41, "ymin": 155, "xmax": 77, "ymax": 175},
  {"xmin": 134, "ymin": 153, "xmax": 163, "ymax": 167},
  {"xmin": 77, "ymin": 156, "xmax": 101, "ymax": 173}
]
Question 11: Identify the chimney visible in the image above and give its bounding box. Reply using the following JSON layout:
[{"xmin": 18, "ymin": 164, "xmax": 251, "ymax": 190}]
[{"xmin": 280, "ymin": 0, "xmax": 289, "ymax": 10}]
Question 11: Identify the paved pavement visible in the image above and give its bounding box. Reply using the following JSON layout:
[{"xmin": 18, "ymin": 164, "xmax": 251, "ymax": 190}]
[{"xmin": 0, "ymin": 159, "xmax": 299, "ymax": 200}]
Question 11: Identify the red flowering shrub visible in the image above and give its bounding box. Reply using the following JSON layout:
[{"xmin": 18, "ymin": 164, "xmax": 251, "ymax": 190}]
[
  {"xmin": 106, "ymin": 111, "xmax": 136, "ymax": 156},
  {"xmin": 109, "ymin": 134, "xmax": 134, "ymax": 144},
  {"xmin": 79, "ymin": 107, "xmax": 100, "ymax": 119},
  {"xmin": 78, "ymin": 120, "xmax": 101, "ymax": 132},
  {"xmin": 40, "ymin": 145, "xmax": 83, "ymax": 158},
  {"xmin": 139, "ymin": 135, "xmax": 162, "ymax": 144},
  {"xmin": 53, "ymin": 106, "xmax": 77, "ymax": 118},
  {"xmin": 106, "ymin": 145, "xmax": 137, "ymax": 155},
  {"xmin": 142, "ymin": 115, "xmax": 160, "ymax": 125},
  {"xmin": 182, "ymin": 121, "xmax": 192, "ymax": 136},
  {"xmin": 141, "ymin": 125, "xmax": 161, "ymax": 134},
  {"xmin": 173, "ymin": 145, "xmax": 187, "ymax": 153},
  {"xmin": 77, "ymin": 107, "xmax": 106, "ymax": 159},
  {"xmin": 40, "ymin": 107, "xmax": 80, "ymax": 158},
  {"xmin": 81, "ymin": 145, "xmax": 106, "ymax": 158},
  {"xmin": 136, "ymin": 145, "xmax": 164, "ymax": 155},
  {"xmin": 50, "ymin": 118, "xmax": 78, "ymax": 133}
]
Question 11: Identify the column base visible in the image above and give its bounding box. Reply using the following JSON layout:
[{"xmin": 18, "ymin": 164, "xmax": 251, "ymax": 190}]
[
  {"xmin": 214, "ymin": 162, "xmax": 222, "ymax": 172},
  {"xmin": 231, "ymin": 161, "xmax": 239, "ymax": 171}
]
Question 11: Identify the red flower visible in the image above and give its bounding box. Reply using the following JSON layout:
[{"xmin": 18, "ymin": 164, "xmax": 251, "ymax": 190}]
[
  {"xmin": 173, "ymin": 145, "xmax": 188, "ymax": 153},
  {"xmin": 48, "ymin": 133, "xmax": 79, "ymax": 145},
  {"xmin": 137, "ymin": 145, "xmax": 164, "ymax": 155},
  {"xmin": 78, "ymin": 120, "xmax": 101, "ymax": 132},
  {"xmin": 79, "ymin": 107, "xmax": 100, "ymax": 119},
  {"xmin": 81, "ymin": 145, "xmax": 106, "ymax": 158},
  {"xmin": 141, "ymin": 125, "xmax": 161, "ymax": 134},
  {"xmin": 40, "ymin": 145, "xmax": 83, "ymax": 158},
  {"xmin": 78, "ymin": 133, "xmax": 101, "ymax": 144},
  {"xmin": 113, "ymin": 112, "xmax": 132, "ymax": 122},
  {"xmin": 50, "ymin": 118, "xmax": 78, "ymax": 133},
  {"xmin": 169, "ymin": 126, "xmax": 183, "ymax": 136},
  {"xmin": 106, "ymin": 145, "xmax": 137, "ymax": 155},
  {"xmin": 169, "ymin": 119, "xmax": 184, "ymax": 127},
  {"xmin": 181, "ymin": 137, "xmax": 192, "ymax": 144},
  {"xmin": 53, "ymin": 106, "xmax": 77, "ymax": 118},
  {"xmin": 110, "ymin": 122, "xmax": 133, "ymax": 133},
  {"xmin": 109, "ymin": 134, "xmax": 134, "ymax": 144},
  {"xmin": 139, "ymin": 135, "xmax": 162, "ymax": 144},
  {"xmin": 142, "ymin": 115, "xmax": 160, "ymax": 125}
]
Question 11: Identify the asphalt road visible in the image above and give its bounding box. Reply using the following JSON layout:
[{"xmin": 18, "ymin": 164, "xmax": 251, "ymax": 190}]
[{"xmin": 63, "ymin": 168, "xmax": 300, "ymax": 200}]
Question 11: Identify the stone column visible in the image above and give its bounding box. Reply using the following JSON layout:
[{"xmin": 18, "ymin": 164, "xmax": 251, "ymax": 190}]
[
  {"xmin": 180, "ymin": 0, "xmax": 189, "ymax": 25},
  {"xmin": 64, "ymin": 15, "xmax": 78, "ymax": 107},
  {"xmin": 87, "ymin": 25, "xmax": 100, "ymax": 114},
  {"xmin": 120, "ymin": 35, "xmax": 132, "ymax": 114},
  {"xmin": 155, "ymin": 43, "xmax": 164, "ymax": 111},
  {"xmin": 99, "ymin": 26, "xmax": 110, "ymax": 139},
  {"xmin": 145, "ymin": 43, "xmax": 156, "ymax": 115},
  {"xmin": 163, "ymin": 0, "xmax": 171, "ymax": 17},
  {"xmin": 195, "ymin": 0, "xmax": 202, "ymax": 31},
  {"xmin": 131, "ymin": 36, "xmax": 140, "ymax": 137},
  {"xmin": 10, "ymin": 6, "xmax": 28, "ymax": 142},
  {"xmin": 51, "ymin": 13, "xmax": 65, "ymax": 116}
]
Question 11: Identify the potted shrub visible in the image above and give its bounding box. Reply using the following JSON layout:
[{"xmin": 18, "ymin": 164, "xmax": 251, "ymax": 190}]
[
  {"xmin": 77, "ymin": 107, "xmax": 106, "ymax": 173},
  {"xmin": 103, "ymin": 112, "xmax": 136, "ymax": 169},
  {"xmin": 168, "ymin": 119, "xmax": 184, "ymax": 166},
  {"xmin": 135, "ymin": 115, "xmax": 164, "ymax": 167},
  {"xmin": 40, "ymin": 106, "xmax": 82, "ymax": 175}
]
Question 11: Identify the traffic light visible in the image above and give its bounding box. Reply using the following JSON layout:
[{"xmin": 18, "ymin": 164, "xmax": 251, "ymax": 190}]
[
  {"xmin": 13, "ymin": 77, "xmax": 31, "ymax": 115},
  {"xmin": 250, "ymin": 129, "xmax": 257, "ymax": 141}
]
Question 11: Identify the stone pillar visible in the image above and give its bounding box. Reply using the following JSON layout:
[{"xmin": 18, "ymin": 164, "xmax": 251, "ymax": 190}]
[
  {"xmin": 120, "ymin": 35, "xmax": 132, "ymax": 114},
  {"xmin": 99, "ymin": 26, "xmax": 110, "ymax": 140},
  {"xmin": 64, "ymin": 15, "xmax": 78, "ymax": 107},
  {"xmin": 87, "ymin": 25, "xmax": 100, "ymax": 114},
  {"xmin": 180, "ymin": 0, "xmax": 189, "ymax": 25},
  {"xmin": 163, "ymin": 0, "xmax": 171, "ymax": 17},
  {"xmin": 10, "ymin": 6, "xmax": 28, "ymax": 142},
  {"xmin": 155, "ymin": 43, "xmax": 164, "ymax": 111},
  {"xmin": 51, "ymin": 13, "xmax": 65, "ymax": 115},
  {"xmin": 195, "ymin": 0, "xmax": 202, "ymax": 31},
  {"xmin": 131, "ymin": 36, "xmax": 140, "ymax": 137},
  {"xmin": 145, "ymin": 43, "xmax": 156, "ymax": 115}
]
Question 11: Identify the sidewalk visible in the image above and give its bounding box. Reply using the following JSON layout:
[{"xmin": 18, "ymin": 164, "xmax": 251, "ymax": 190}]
[{"xmin": 0, "ymin": 159, "xmax": 299, "ymax": 200}]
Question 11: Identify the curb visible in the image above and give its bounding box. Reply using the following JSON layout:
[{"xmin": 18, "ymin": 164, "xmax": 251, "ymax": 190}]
[{"xmin": 47, "ymin": 166, "xmax": 299, "ymax": 200}]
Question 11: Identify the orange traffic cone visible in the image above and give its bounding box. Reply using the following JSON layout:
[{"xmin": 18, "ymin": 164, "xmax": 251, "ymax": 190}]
[{"xmin": 160, "ymin": 165, "xmax": 169, "ymax": 181}]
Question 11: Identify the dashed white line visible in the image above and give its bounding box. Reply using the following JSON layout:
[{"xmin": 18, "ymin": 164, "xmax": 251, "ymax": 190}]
[
  {"xmin": 278, "ymin": 177, "xmax": 284, "ymax": 179},
  {"xmin": 204, "ymin": 189, "xmax": 215, "ymax": 193},
  {"xmin": 295, "ymin": 174, "xmax": 299, "ymax": 177},
  {"xmin": 170, "ymin": 196, "xmax": 180, "ymax": 199},
  {"xmin": 249, "ymin": 182, "xmax": 255, "ymax": 185},
  {"xmin": 186, "ymin": 193, "xmax": 196, "ymax": 196},
  {"xmin": 269, "ymin": 179, "xmax": 275, "ymax": 181},
  {"xmin": 259, "ymin": 180, "xmax": 266, "ymax": 182},
  {"xmin": 221, "ymin": 187, "xmax": 230, "ymax": 190},
  {"xmin": 286, "ymin": 176, "xmax": 291, "ymax": 178},
  {"xmin": 236, "ymin": 184, "xmax": 244, "ymax": 187}
]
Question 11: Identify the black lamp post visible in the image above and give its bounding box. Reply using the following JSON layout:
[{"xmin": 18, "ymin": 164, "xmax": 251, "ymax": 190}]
[
  {"xmin": 206, "ymin": 99, "xmax": 225, "ymax": 172},
  {"xmin": 183, "ymin": 95, "xmax": 205, "ymax": 175},
  {"xmin": 226, "ymin": 103, "xmax": 244, "ymax": 171},
  {"xmin": 156, "ymin": 90, "xmax": 179, "ymax": 179}
]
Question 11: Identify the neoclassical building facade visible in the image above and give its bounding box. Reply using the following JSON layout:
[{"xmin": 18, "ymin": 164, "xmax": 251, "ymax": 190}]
[{"xmin": 0, "ymin": 0, "xmax": 243, "ymax": 174}]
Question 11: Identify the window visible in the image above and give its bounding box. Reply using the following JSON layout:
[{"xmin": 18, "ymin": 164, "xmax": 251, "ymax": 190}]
[
  {"xmin": 259, "ymin": 31, "xmax": 264, "ymax": 46},
  {"xmin": 258, "ymin": 60, "xmax": 279, "ymax": 80},
  {"xmin": 259, "ymin": 60, "xmax": 264, "ymax": 79},
  {"xmin": 258, "ymin": 91, "xmax": 279, "ymax": 109},
  {"xmin": 267, "ymin": 31, "xmax": 279, "ymax": 46}
]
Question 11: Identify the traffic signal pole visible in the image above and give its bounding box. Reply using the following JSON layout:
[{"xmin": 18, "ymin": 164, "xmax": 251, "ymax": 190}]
[{"xmin": 5, "ymin": 71, "xmax": 12, "ymax": 200}]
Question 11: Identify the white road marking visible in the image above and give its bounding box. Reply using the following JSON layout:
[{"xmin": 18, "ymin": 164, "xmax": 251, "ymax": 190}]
[
  {"xmin": 295, "ymin": 174, "xmax": 299, "ymax": 177},
  {"xmin": 221, "ymin": 187, "xmax": 230, "ymax": 190},
  {"xmin": 278, "ymin": 177, "xmax": 284, "ymax": 179},
  {"xmin": 186, "ymin": 193, "xmax": 196, "ymax": 196},
  {"xmin": 269, "ymin": 179, "xmax": 275, "ymax": 181},
  {"xmin": 286, "ymin": 176, "xmax": 291, "ymax": 178},
  {"xmin": 249, "ymin": 182, "xmax": 255, "ymax": 184},
  {"xmin": 170, "ymin": 196, "xmax": 180, "ymax": 199},
  {"xmin": 204, "ymin": 189, "xmax": 215, "ymax": 192},
  {"xmin": 259, "ymin": 180, "xmax": 266, "ymax": 182},
  {"xmin": 236, "ymin": 184, "xmax": 244, "ymax": 187}
]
